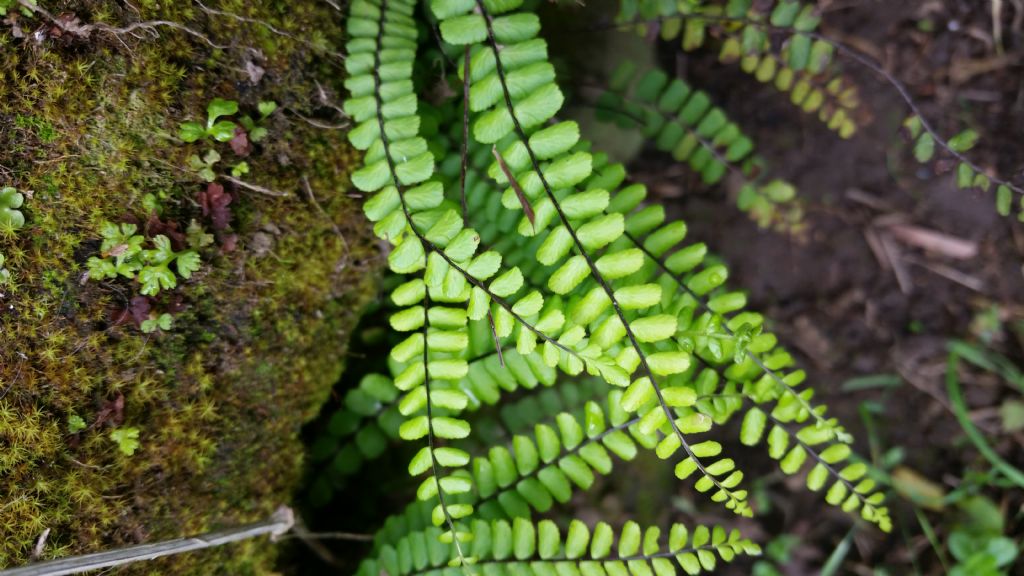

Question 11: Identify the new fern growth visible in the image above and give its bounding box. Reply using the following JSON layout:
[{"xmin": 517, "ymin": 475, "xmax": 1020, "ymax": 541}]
[{"xmin": 340, "ymin": 0, "xmax": 917, "ymax": 571}]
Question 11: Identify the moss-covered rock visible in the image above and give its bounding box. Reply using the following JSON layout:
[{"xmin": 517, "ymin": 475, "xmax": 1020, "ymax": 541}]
[{"xmin": 0, "ymin": 1, "xmax": 377, "ymax": 571}]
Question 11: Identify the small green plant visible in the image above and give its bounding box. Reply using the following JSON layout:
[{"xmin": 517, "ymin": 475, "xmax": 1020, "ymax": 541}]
[
  {"xmin": 178, "ymin": 98, "xmax": 240, "ymax": 143},
  {"xmin": 948, "ymin": 527, "xmax": 1018, "ymax": 576},
  {"xmin": 86, "ymin": 221, "xmax": 201, "ymax": 296},
  {"xmin": 67, "ymin": 414, "xmax": 86, "ymax": 434},
  {"xmin": 186, "ymin": 219, "xmax": 215, "ymax": 249},
  {"xmin": 140, "ymin": 312, "xmax": 173, "ymax": 334},
  {"xmin": 0, "ymin": 252, "xmax": 10, "ymax": 284},
  {"xmin": 178, "ymin": 98, "xmax": 277, "ymax": 145},
  {"xmin": 230, "ymin": 160, "xmax": 250, "ymax": 177},
  {"xmin": 187, "ymin": 149, "xmax": 221, "ymax": 182},
  {"xmin": 109, "ymin": 427, "xmax": 140, "ymax": 456},
  {"xmin": 238, "ymin": 101, "xmax": 278, "ymax": 142},
  {"xmin": 0, "ymin": 0, "xmax": 33, "ymax": 18},
  {"xmin": 0, "ymin": 186, "xmax": 26, "ymax": 230}
]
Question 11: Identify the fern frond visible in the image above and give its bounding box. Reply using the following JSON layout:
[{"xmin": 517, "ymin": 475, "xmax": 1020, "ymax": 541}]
[
  {"xmin": 903, "ymin": 115, "xmax": 1024, "ymax": 222},
  {"xmin": 539, "ymin": 151, "xmax": 890, "ymax": 525},
  {"xmin": 346, "ymin": 0, "xmax": 483, "ymax": 551},
  {"xmin": 360, "ymin": 518, "xmax": 761, "ymax": 576},
  {"xmin": 445, "ymin": 108, "xmax": 816, "ymax": 448},
  {"xmin": 463, "ymin": 124, "xmax": 890, "ymax": 529},
  {"xmin": 432, "ymin": 0, "xmax": 756, "ymax": 518},
  {"xmin": 430, "ymin": 72, "xmax": 883, "ymax": 529},
  {"xmin": 591, "ymin": 62, "xmax": 805, "ymax": 234},
  {"xmin": 615, "ymin": 0, "xmax": 862, "ymax": 138},
  {"xmin": 739, "ymin": 406, "xmax": 892, "ymax": 531},
  {"xmin": 375, "ymin": 389, "xmax": 653, "ymax": 544},
  {"xmin": 346, "ymin": 1, "xmax": 898, "ymax": 564}
]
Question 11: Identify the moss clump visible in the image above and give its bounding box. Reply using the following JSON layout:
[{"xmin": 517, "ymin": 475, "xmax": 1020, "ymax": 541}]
[{"xmin": 0, "ymin": 1, "xmax": 379, "ymax": 571}]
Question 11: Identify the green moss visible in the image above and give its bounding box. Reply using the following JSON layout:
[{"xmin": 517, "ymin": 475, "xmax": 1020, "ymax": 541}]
[{"xmin": 0, "ymin": 1, "xmax": 378, "ymax": 572}]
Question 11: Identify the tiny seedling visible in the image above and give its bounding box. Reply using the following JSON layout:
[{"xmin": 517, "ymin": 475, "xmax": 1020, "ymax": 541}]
[
  {"xmin": 140, "ymin": 312, "xmax": 173, "ymax": 334},
  {"xmin": 231, "ymin": 161, "xmax": 250, "ymax": 178},
  {"xmin": 109, "ymin": 427, "xmax": 140, "ymax": 456},
  {"xmin": 187, "ymin": 149, "xmax": 221, "ymax": 182},
  {"xmin": 178, "ymin": 98, "xmax": 240, "ymax": 143},
  {"xmin": 239, "ymin": 100, "xmax": 278, "ymax": 142},
  {"xmin": 186, "ymin": 219, "xmax": 215, "ymax": 249},
  {"xmin": 0, "ymin": 186, "xmax": 25, "ymax": 230},
  {"xmin": 67, "ymin": 414, "xmax": 86, "ymax": 434}
]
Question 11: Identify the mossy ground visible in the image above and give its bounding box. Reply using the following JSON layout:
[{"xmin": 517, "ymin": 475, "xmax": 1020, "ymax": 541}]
[{"xmin": 0, "ymin": 1, "xmax": 379, "ymax": 571}]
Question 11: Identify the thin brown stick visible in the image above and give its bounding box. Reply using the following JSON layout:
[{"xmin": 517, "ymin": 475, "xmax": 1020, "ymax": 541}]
[
  {"xmin": 491, "ymin": 146, "xmax": 535, "ymax": 231},
  {"xmin": 460, "ymin": 46, "xmax": 472, "ymax": 226},
  {"xmin": 487, "ymin": 308, "xmax": 505, "ymax": 367},
  {"xmin": 194, "ymin": 0, "xmax": 346, "ymax": 61},
  {"xmin": 302, "ymin": 175, "xmax": 351, "ymax": 269},
  {"xmin": 17, "ymin": 0, "xmax": 227, "ymax": 49},
  {"xmin": 223, "ymin": 175, "xmax": 291, "ymax": 197}
]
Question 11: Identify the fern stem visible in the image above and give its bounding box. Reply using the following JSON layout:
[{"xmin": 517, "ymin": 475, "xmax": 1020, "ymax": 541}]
[{"xmin": 420, "ymin": 295, "xmax": 469, "ymax": 562}]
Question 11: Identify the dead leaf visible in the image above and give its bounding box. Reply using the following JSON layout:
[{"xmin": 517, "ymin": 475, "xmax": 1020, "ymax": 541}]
[
  {"xmin": 245, "ymin": 60, "xmax": 266, "ymax": 84},
  {"xmin": 491, "ymin": 146, "xmax": 535, "ymax": 231},
  {"xmin": 887, "ymin": 224, "xmax": 978, "ymax": 260},
  {"xmin": 891, "ymin": 466, "xmax": 946, "ymax": 511}
]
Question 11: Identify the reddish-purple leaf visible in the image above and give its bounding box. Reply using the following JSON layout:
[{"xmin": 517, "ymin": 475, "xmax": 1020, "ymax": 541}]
[
  {"xmin": 197, "ymin": 183, "xmax": 233, "ymax": 231},
  {"xmin": 145, "ymin": 213, "xmax": 187, "ymax": 249},
  {"xmin": 230, "ymin": 127, "xmax": 252, "ymax": 157}
]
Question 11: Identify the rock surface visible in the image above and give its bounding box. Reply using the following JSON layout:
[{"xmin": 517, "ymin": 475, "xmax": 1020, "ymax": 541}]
[{"xmin": 0, "ymin": 2, "xmax": 377, "ymax": 571}]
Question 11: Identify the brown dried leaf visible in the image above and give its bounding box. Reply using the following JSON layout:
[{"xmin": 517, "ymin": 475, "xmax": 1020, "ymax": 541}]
[
  {"xmin": 491, "ymin": 146, "xmax": 534, "ymax": 231},
  {"xmin": 487, "ymin": 308, "xmax": 504, "ymax": 367}
]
